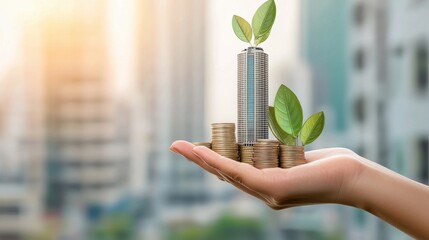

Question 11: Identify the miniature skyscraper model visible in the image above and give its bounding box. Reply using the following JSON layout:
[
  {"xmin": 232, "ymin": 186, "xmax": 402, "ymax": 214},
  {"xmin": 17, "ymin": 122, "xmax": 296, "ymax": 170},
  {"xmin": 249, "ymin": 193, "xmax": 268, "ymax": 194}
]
[{"xmin": 237, "ymin": 47, "xmax": 269, "ymax": 145}]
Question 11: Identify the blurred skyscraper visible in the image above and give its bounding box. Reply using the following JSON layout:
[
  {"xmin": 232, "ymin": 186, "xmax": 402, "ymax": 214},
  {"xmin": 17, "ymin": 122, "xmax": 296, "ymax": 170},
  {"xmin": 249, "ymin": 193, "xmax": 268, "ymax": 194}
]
[
  {"xmin": 385, "ymin": 0, "xmax": 429, "ymax": 238},
  {"xmin": 302, "ymin": 0, "xmax": 405, "ymax": 239},
  {"xmin": 0, "ymin": 6, "xmax": 45, "ymax": 239},
  {"xmin": 346, "ymin": 0, "xmax": 392, "ymax": 239},
  {"xmin": 139, "ymin": 0, "xmax": 216, "ymax": 237},
  {"xmin": 387, "ymin": 0, "xmax": 429, "ymax": 186},
  {"xmin": 310, "ymin": 0, "xmax": 429, "ymax": 239},
  {"xmin": 0, "ymin": 1, "xmax": 142, "ymax": 238},
  {"xmin": 42, "ymin": 0, "xmax": 130, "ymax": 225}
]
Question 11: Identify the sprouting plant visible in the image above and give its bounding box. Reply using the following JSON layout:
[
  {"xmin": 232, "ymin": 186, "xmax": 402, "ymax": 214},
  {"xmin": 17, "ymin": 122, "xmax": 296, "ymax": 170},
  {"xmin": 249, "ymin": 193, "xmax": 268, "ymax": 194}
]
[
  {"xmin": 269, "ymin": 84, "xmax": 325, "ymax": 146},
  {"xmin": 232, "ymin": 0, "xmax": 276, "ymax": 47}
]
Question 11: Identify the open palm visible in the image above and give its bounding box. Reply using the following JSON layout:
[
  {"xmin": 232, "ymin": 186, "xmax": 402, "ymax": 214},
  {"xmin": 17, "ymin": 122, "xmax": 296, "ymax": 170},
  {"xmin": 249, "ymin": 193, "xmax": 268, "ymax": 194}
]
[{"xmin": 170, "ymin": 140, "xmax": 363, "ymax": 209}]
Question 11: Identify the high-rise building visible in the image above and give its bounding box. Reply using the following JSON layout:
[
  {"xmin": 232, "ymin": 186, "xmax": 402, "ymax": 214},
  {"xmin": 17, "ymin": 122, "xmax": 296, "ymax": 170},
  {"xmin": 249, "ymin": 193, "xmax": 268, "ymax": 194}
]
[
  {"xmin": 0, "ymin": 6, "xmax": 45, "ymax": 238},
  {"xmin": 0, "ymin": 67, "xmax": 45, "ymax": 240},
  {"xmin": 41, "ymin": 1, "xmax": 129, "ymax": 217},
  {"xmin": 384, "ymin": 1, "xmax": 429, "ymax": 239},
  {"xmin": 386, "ymin": 0, "xmax": 429, "ymax": 188},
  {"xmin": 346, "ymin": 0, "xmax": 395, "ymax": 239},
  {"xmin": 139, "ymin": 0, "xmax": 215, "ymax": 236},
  {"xmin": 302, "ymin": 0, "xmax": 428, "ymax": 239},
  {"xmin": 237, "ymin": 47, "xmax": 269, "ymax": 145}
]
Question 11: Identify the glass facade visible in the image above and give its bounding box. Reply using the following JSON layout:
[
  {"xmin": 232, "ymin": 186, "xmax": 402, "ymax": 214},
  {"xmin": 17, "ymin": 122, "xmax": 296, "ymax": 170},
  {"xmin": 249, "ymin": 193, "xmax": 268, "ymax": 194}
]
[
  {"xmin": 237, "ymin": 47, "xmax": 268, "ymax": 145},
  {"xmin": 247, "ymin": 54, "xmax": 255, "ymax": 141}
]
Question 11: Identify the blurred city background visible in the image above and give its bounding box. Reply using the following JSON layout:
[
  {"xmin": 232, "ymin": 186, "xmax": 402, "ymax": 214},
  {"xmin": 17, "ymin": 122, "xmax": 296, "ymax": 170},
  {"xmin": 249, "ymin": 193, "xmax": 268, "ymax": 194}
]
[{"xmin": 0, "ymin": 0, "xmax": 427, "ymax": 239}]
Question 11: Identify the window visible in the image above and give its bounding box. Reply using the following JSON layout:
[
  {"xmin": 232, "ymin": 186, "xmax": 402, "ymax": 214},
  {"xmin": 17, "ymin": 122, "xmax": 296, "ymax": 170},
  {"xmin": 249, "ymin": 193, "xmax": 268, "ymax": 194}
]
[
  {"xmin": 414, "ymin": 42, "xmax": 428, "ymax": 95},
  {"xmin": 377, "ymin": 102, "xmax": 388, "ymax": 166},
  {"xmin": 391, "ymin": 46, "xmax": 405, "ymax": 95},
  {"xmin": 353, "ymin": 2, "xmax": 366, "ymax": 27},
  {"xmin": 0, "ymin": 205, "xmax": 20, "ymax": 215},
  {"xmin": 354, "ymin": 48, "xmax": 366, "ymax": 71},
  {"xmin": 393, "ymin": 46, "xmax": 404, "ymax": 57},
  {"xmin": 393, "ymin": 142, "xmax": 405, "ymax": 174},
  {"xmin": 354, "ymin": 96, "xmax": 366, "ymax": 124},
  {"xmin": 417, "ymin": 137, "xmax": 429, "ymax": 183},
  {"xmin": 0, "ymin": 233, "xmax": 21, "ymax": 240}
]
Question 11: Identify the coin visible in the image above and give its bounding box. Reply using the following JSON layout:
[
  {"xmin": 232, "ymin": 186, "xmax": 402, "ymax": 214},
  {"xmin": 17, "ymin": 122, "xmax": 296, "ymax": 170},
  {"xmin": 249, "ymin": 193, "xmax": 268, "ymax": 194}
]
[
  {"xmin": 279, "ymin": 145, "xmax": 306, "ymax": 168},
  {"xmin": 211, "ymin": 123, "xmax": 235, "ymax": 128},
  {"xmin": 211, "ymin": 123, "xmax": 239, "ymax": 161},
  {"xmin": 252, "ymin": 139, "xmax": 279, "ymax": 169},
  {"xmin": 240, "ymin": 145, "xmax": 254, "ymax": 165},
  {"xmin": 256, "ymin": 139, "xmax": 280, "ymax": 143},
  {"xmin": 193, "ymin": 142, "xmax": 212, "ymax": 149}
]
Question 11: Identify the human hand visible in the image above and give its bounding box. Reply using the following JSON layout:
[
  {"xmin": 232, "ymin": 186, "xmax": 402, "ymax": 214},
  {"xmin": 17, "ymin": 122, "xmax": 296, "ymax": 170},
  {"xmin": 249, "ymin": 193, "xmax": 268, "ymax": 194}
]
[
  {"xmin": 170, "ymin": 140, "xmax": 429, "ymax": 238},
  {"xmin": 170, "ymin": 140, "xmax": 364, "ymax": 210}
]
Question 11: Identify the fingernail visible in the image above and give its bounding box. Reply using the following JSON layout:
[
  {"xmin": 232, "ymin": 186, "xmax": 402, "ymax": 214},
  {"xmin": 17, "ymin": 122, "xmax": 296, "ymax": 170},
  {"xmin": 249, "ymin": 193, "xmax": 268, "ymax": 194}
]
[{"xmin": 169, "ymin": 146, "xmax": 180, "ymax": 154}]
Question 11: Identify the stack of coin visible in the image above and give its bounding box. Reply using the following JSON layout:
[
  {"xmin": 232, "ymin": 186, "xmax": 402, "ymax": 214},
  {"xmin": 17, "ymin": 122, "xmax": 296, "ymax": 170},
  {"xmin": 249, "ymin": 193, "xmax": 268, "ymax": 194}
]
[
  {"xmin": 211, "ymin": 123, "xmax": 239, "ymax": 161},
  {"xmin": 240, "ymin": 145, "xmax": 254, "ymax": 165},
  {"xmin": 279, "ymin": 145, "xmax": 306, "ymax": 168},
  {"xmin": 193, "ymin": 142, "xmax": 212, "ymax": 149},
  {"xmin": 253, "ymin": 139, "xmax": 280, "ymax": 169}
]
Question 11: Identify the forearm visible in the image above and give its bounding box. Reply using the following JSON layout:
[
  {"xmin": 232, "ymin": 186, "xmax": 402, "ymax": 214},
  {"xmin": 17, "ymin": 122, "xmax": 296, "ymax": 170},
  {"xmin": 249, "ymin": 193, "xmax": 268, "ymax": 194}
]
[{"xmin": 351, "ymin": 162, "xmax": 429, "ymax": 239}]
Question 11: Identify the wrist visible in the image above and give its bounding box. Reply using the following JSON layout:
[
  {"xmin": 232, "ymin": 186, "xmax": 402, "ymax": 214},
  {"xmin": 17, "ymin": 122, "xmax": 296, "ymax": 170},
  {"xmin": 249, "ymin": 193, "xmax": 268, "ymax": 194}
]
[
  {"xmin": 344, "ymin": 158, "xmax": 394, "ymax": 212},
  {"xmin": 337, "ymin": 157, "xmax": 372, "ymax": 208}
]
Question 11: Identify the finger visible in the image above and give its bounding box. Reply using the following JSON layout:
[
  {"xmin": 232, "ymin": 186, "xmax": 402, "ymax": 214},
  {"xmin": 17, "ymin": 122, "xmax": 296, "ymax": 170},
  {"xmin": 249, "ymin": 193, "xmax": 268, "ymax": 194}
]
[
  {"xmin": 172, "ymin": 141, "xmax": 269, "ymax": 202},
  {"xmin": 192, "ymin": 146, "xmax": 268, "ymax": 193},
  {"xmin": 217, "ymin": 169, "xmax": 284, "ymax": 209},
  {"xmin": 170, "ymin": 140, "xmax": 222, "ymax": 177},
  {"xmin": 305, "ymin": 148, "xmax": 356, "ymax": 162},
  {"xmin": 216, "ymin": 169, "xmax": 272, "ymax": 203}
]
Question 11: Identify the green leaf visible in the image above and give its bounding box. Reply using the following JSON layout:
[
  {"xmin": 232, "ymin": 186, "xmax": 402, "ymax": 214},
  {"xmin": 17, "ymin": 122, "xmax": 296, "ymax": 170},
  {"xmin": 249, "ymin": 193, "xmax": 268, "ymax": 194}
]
[
  {"xmin": 255, "ymin": 29, "xmax": 271, "ymax": 46},
  {"xmin": 268, "ymin": 106, "xmax": 296, "ymax": 145},
  {"xmin": 274, "ymin": 84, "xmax": 303, "ymax": 137},
  {"xmin": 232, "ymin": 15, "xmax": 252, "ymax": 43},
  {"xmin": 252, "ymin": 0, "xmax": 276, "ymax": 39},
  {"xmin": 300, "ymin": 112, "xmax": 325, "ymax": 146}
]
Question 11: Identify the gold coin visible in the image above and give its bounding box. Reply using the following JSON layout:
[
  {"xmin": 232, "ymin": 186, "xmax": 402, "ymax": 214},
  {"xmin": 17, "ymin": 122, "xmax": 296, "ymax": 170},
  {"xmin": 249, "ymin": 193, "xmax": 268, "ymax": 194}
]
[
  {"xmin": 279, "ymin": 145, "xmax": 306, "ymax": 168},
  {"xmin": 211, "ymin": 123, "xmax": 239, "ymax": 161},
  {"xmin": 252, "ymin": 139, "xmax": 279, "ymax": 169},
  {"xmin": 193, "ymin": 142, "xmax": 212, "ymax": 148}
]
